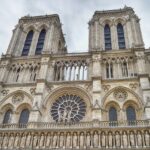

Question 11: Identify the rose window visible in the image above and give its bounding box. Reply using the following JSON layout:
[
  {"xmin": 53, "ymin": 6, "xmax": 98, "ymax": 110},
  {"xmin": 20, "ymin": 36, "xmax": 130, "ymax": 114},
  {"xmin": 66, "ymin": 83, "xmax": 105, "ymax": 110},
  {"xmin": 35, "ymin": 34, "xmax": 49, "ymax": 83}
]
[{"xmin": 51, "ymin": 94, "xmax": 86, "ymax": 123}]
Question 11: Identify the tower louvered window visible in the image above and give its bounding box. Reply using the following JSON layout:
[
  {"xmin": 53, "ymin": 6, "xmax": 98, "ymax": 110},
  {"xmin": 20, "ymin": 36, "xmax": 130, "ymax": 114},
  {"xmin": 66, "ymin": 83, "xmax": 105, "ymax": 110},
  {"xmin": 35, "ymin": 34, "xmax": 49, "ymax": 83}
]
[
  {"xmin": 22, "ymin": 30, "xmax": 34, "ymax": 56},
  {"xmin": 104, "ymin": 24, "xmax": 112, "ymax": 50},
  {"xmin": 117, "ymin": 23, "xmax": 126, "ymax": 49},
  {"xmin": 35, "ymin": 29, "xmax": 46, "ymax": 55}
]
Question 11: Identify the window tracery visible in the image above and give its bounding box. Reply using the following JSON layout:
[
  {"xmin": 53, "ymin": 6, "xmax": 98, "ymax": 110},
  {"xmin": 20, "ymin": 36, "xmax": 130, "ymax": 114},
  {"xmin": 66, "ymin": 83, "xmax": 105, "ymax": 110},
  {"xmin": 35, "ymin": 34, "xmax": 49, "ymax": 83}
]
[{"xmin": 51, "ymin": 94, "xmax": 86, "ymax": 123}]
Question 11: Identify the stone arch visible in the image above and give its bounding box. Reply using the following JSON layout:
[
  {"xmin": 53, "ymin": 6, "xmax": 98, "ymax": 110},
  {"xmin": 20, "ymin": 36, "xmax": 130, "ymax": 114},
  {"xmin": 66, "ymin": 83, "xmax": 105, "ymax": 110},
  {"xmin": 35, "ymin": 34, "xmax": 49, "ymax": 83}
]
[
  {"xmin": 23, "ymin": 24, "xmax": 37, "ymax": 33},
  {"xmin": 101, "ymin": 19, "xmax": 113, "ymax": 27},
  {"xmin": 123, "ymin": 100, "xmax": 142, "ymax": 120},
  {"xmin": 0, "ymin": 103, "xmax": 14, "ymax": 113},
  {"xmin": 114, "ymin": 18, "xmax": 126, "ymax": 26},
  {"xmin": 43, "ymin": 86, "xmax": 92, "ymax": 107},
  {"xmin": 42, "ymin": 85, "xmax": 92, "ymax": 122},
  {"xmin": 38, "ymin": 23, "xmax": 49, "ymax": 31},
  {"xmin": 16, "ymin": 103, "xmax": 32, "ymax": 113},
  {"xmin": 0, "ymin": 90, "xmax": 33, "ymax": 106},
  {"xmin": 102, "ymin": 86, "xmax": 144, "ymax": 107}
]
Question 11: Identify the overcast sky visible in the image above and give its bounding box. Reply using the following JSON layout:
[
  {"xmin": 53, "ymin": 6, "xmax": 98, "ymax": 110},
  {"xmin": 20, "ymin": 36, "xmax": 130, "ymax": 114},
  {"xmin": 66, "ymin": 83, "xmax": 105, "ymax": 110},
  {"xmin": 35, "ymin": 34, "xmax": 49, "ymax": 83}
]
[{"xmin": 0, "ymin": 0, "xmax": 150, "ymax": 54}]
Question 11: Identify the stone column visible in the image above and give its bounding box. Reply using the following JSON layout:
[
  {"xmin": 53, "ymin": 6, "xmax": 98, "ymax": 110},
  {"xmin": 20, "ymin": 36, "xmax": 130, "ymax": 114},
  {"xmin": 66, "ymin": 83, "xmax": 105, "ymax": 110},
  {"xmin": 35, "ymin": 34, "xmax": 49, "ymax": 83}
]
[
  {"xmin": 29, "ymin": 56, "xmax": 50, "ymax": 122},
  {"xmin": 29, "ymin": 30, "xmax": 40, "ymax": 56},
  {"xmin": 6, "ymin": 24, "xmax": 21, "ymax": 55}
]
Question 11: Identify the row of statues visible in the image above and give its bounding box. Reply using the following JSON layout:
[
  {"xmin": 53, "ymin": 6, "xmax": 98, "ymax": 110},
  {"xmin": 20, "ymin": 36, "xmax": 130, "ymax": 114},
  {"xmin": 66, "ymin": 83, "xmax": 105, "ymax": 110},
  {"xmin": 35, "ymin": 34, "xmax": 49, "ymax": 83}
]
[{"xmin": 0, "ymin": 130, "xmax": 149, "ymax": 149}]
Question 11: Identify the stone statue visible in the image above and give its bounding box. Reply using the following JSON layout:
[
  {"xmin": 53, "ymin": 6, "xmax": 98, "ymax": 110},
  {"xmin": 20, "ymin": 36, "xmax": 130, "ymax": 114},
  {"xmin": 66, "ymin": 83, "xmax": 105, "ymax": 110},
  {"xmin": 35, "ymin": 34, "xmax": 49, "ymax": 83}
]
[
  {"xmin": 33, "ymin": 134, "xmax": 38, "ymax": 148},
  {"xmin": 3, "ymin": 134, "xmax": 8, "ymax": 148},
  {"xmin": 14, "ymin": 133, "xmax": 20, "ymax": 148},
  {"xmin": 130, "ymin": 132, "xmax": 135, "ymax": 147},
  {"xmin": 52, "ymin": 133, "xmax": 58, "ymax": 148},
  {"xmin": 66, "ymin": 133, "xmax": 71, "ymax": 148},
  {"xmin": 79, "ymin": 133, "xmax": 84, "ymax": 148},
  {"xmin": 93, "ymin": 132, "xmax": 99, "ymax": 147},
  {"xmin": 115, "ymin": 132, "xmax": 120, "ymax": 147},
  {"xmin": 45, "ymin": 133, "xmax": 51, "ymax": 148},
  {"xmin": 122, "ymin": 132, "xmax": 128, "ymax": 148},
  {"xmin": 144, "ymin": 131, "xmax": 149, "ymax": 146},
  {"xmin": 86, "ymin": 132, "xmax": 91, "ymax": 147},
  {"xmin": 59, "ymin": 133, "xmax": 64, "ymax": 148},
  {"xmin": 39, "ymin": 133, "xmax": 45, "ymax": 148},
  {"xmin": 73, "ymin": 133, "xmax": 78, "ymax": 148},
  {"xmin": 20, "ymin": 134, "xmax": 26, "ymax": 148},
  {"xmin": 26, "ymin": 133, "xmax": 32, "ymax": 147},
  {"xmin": 0, "ymin": 133, "xmax": 3, "ymax": 148},
  {"xmin": 101, "ymin": 132, "xmax": 106, "ymax": 147},
  {"xmin": 8, "ymin": 134, "xmax": 14, "ymax": 148},
  {"xmin": 108, "ymin": 132, "xmax": 113, "ymax": 147},
  {"xmin": 137, "ymin": 131, "xmax": 142, "ymax": 147}
]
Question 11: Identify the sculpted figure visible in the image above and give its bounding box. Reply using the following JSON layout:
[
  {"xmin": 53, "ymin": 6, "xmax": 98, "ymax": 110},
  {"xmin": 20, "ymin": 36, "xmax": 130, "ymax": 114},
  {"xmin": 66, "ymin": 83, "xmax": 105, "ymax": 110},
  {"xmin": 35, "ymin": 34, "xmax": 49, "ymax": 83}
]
[
  {"xmin": 115, "ymin": 132, "xmax": 120, "ymax": 147},
  {"xmin": 144, "ymin": 131, "xmax": 150, "ymax": 146},
  {"xmin": 93, "ymin": 132, "xmax": 99, "ymax": 147},
  {"xmin": 33, "ymin": 134, "xmax": 38, "ymax": 148},
  {"xmin": 52, "ymin": 133, "xmax": 58, "ymax": 148},
  {"xmin": 39, "ymin": 133, "xmax": 45, "ymax": 148},
  {"xmin": 8, "ymin": 134, "xmax": 14, "ymax": 148},
  {"xmin": 137, "ymin": 131, "xmax": 142, "ymax": 147},
  {"xmin": 59, "ymin": 133, "xmax": 64, "ymax": 148},
  {"xmin": 123, "ymin": 132, "xmax": 128, "ymax": 148},
  {"xmin": 66, "ymin": 133, "xmax": 71, "ymax": 148},
  {"xmin": 14, "ymin": 133, "xmax": 20, "ymax": 148},
  {"xmin": 45, "ymin": 133, "xmax": 51, "ymax": 148},
  {"xmin": 101, "ymin": 132, "xmax": 106, "ymax": 147},
  {"xmin": 20, "ymin": 134, "xmax": 26, "ymax": 148},
  {"xmin": 79, "ymin": 133, "xmax": 84, "ymax": 148},
  {"xmin": 130, "ymin": 132, "xmax": 135, "ymax": 147},
  {"xmin": 3, "ymin": 134, "xmax": 9, "ymax": 148},
  {"xmin": 86, "ymin": 132, "xmax": 91, "ymax": 147},
  {"xmin": 108, "ymin": 132, "xmax": 113, "ymax": 147},
  {"xmin": 26, "ymin": 133, "xmax": 32, "ymax": 147},
  {"xmin": 73, "ymin": 133, "xmax": 78, "ymax": 148},
  {"xmin": 0, "ymin": 133, "xmax": 3, "ymax": 148}
]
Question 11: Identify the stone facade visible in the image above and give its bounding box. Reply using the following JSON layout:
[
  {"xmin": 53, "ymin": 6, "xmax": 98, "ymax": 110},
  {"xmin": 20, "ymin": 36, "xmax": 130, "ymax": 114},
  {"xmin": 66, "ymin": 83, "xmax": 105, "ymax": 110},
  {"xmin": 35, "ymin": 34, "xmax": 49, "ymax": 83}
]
[{"xmin": 0, "ymin": 6, "xmax": 149, "ymax": 150}]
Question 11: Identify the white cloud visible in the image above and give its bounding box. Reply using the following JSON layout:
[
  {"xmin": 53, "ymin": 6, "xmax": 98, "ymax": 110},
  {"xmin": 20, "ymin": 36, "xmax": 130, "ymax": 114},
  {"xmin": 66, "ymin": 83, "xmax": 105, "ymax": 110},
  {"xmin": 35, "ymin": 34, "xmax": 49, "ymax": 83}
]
[{"xmin": 0, "ymin": 0, "xmax": 149, "ymax": 54}]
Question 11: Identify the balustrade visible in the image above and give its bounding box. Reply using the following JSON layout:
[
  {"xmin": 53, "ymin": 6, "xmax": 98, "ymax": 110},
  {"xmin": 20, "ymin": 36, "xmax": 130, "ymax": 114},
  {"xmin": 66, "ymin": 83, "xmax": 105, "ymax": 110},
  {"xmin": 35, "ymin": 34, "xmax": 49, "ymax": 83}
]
[{"xmin": 54, "ymin": 60, "xmax": 89, "ymax": 81}]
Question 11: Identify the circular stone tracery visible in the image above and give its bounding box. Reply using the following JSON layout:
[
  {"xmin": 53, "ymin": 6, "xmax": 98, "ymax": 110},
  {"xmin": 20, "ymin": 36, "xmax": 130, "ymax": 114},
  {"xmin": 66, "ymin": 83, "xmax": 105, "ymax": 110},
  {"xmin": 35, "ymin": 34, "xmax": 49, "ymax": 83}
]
[{"xmin": 51, "ymin": 94, "xmax": 86, "ymax": 123}]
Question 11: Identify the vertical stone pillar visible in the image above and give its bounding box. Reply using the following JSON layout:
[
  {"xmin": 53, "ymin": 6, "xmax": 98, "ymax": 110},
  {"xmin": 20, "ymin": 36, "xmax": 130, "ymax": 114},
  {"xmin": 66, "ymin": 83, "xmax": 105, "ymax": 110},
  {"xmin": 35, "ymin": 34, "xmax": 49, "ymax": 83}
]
[
  {"xmin": 29, "ymin": 30, "xmax": 39, "ymax": 56},
  {"xmin": 111, "ymin": 24, "xmax": 118, "ymax": 50},
  {"xmin": 29, "ymin": 56, "xmax": 50, "ymax": 122},
  {"xmin": 92, "ymin": 53, "xmax": 102, "ymax": 121},
  {"xmin": 6, "ymin": 25, "xmax": 21, "ymax": 55}
]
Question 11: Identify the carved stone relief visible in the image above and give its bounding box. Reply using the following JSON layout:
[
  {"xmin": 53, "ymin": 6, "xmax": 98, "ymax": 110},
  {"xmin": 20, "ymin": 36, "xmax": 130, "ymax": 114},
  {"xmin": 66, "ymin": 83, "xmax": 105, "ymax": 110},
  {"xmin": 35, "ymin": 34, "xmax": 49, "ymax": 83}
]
[
  {"xmin": 113, "ymin": 89, "xmax": 128, "ymax": 102},
  {"xmin": 12, "ymin": 93, "xmax": 24, "ymax": 104}
]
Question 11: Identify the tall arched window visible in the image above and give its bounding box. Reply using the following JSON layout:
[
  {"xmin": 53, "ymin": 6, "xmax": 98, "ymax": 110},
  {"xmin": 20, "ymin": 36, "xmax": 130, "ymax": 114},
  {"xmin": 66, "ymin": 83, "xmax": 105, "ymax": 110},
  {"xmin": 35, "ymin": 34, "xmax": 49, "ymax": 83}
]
[
  {"xmin": 19, "ymin": 109, "xmax": 29, "ymax": 125},
  {"xmin": 117, "ymin": 23, "xmax": 126, "ymax": 49},
  {"xmin": 35, "ymin": 29, "xmax": 46, "ymax": 55},
  {"xmin": 126, "ymin": 106, "xmax": 136, "ymax": 121},
  {"xmin": 22, "ymin": 30, "xmax": 34, "ymax": 56},
  {"xmin": 104, "ymin": 24, "xmax": 112, "ymax": 50},
  {"xmin": 3, "ymin": 109, "xmax": 12, "ymax": 124},
  {"xmin": 109, "ymin": 107, "xmax": 117, "ymax": 121}
]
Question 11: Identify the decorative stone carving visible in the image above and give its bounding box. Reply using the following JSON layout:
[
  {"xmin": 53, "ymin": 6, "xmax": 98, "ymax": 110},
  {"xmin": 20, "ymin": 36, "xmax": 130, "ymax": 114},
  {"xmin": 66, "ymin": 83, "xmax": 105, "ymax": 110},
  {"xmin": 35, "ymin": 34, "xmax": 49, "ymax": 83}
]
[
  {"xmin": 115, "ymin": 132, "xmax": 120, "ymax": 147},
  {"xmin": 93, "ymin": 99, "xmax": 101, "ymax": 109},
  {"xmin": 20, "ymin": 134, "xmax": 26, "ymax": 148},
  {"xmin": 108, "ymin": 132, "xmax": 113, "ymax": 147},
  {"xmin": 101, "ymin": 132, "xmax": 106, "ymax": 147},
  {"xmin": 129, "ymin": 83, "xmax": 138, "ymax": 90},
  {"xmin": 1, "ymin": 89, "xmax": 9, "ymax": 96},
  {"xmin": 52, "ymin": 133, "xmax": 58, "ymax": 148},
  {"xmin": 129, "ymin": 131, "xmax": 135, "ymax": 147},
  {"xmin": 26, "ymin": 133, "xmax": 31, "ymax": 147},
  {"xmin": 137, "ymin": 131, "xmax": 142, "ymax": 147},
  {"xmin": 59, "ymin": 133, "xmax": 64, "ymax": 148},
  {"xmin": 66, "ymin": 132, "xmax": 71, "ymax": 148},
  {"xmin": 51, "ymin": 94, "xmax": 86, "ymax": 123},
  {"xmin": 86, "ymin": 132, "xmax": 91, "ymax": 147},
  {"xmin": 3, "ymin": 133, "xmax": 8, "ymax": 148},
  {"xmin": 102, "ymin": 84, "xmax": 111, "ymax": 92},
  {"xmin": 14, "ymin": 133, "xmax": 20, "ymax": 148},
  {"xmin": 30, "ymin": 88, "xmax": 36, "ymax": 95},
  {"xmin": 93, "ymin": 131, "xmax": 99, "ymax": 147},
  {"xmin": 33, "ymin": 134, "xmax": 38, "ymax": 148},
  {"xmin": 39, "ymin": 133, "xmax": 45, "ymax": 148},
  {"xmin": 73, "ymin": 133, "xmax": 78, "ymax": 148},
  {"xmin": 144, "ymin": 130, "xmax": 149, "ymax": 147},
  {"xmin": 113, "ymin": 89, "xmax": 128, "ymax": 102},
  {"xmin": 122, "ymin": 131, "xmax": 128, "ymax": 148},
  {"xmin": 12, "ymin": 93, "xmax": 24, "ymax": 104},
  {"xmin": 79, "ymin": 133, "xmax": 84, "ymax": 148},
  {"xmin": 8, "ymin": 133, "xmax": 14, "ymax": 148},
  {"xmin": 45, "ymin": 133, "xmax": 51, "ymax": 148}
]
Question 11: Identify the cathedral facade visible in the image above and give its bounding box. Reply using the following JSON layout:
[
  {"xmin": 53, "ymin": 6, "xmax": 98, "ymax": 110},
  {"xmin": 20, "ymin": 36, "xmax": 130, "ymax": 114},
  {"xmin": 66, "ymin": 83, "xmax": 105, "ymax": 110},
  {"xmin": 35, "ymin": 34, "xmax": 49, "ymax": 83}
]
[{"xmin": 0, "ymin": 6, "xmax": 150, "ymax": 150}]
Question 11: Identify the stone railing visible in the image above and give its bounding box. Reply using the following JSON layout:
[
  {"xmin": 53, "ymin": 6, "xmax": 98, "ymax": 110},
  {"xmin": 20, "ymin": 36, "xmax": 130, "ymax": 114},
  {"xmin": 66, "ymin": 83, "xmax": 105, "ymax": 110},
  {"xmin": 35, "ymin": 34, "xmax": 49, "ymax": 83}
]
[
  {"xmin": 0, "ymin": 120, "xmax": 150, "ymax": 130},
  {"xmin": 0, "ymin": 120, "xmax": 149, "ymax": 149}
]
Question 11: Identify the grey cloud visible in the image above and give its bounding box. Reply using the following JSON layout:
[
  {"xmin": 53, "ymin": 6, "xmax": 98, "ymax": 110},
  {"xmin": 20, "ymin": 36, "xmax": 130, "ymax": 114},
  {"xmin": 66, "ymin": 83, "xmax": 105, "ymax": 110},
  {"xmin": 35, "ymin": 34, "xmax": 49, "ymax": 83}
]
[{"xmin": 0, "ymin": 0, "xmax": 150, "ymax": 54}]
